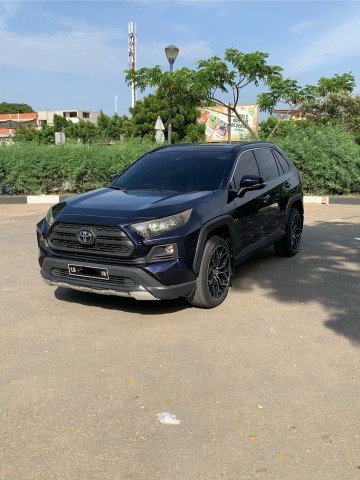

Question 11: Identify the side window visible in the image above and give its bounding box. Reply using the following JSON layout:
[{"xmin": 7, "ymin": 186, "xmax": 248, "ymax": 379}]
[
  {"xmin": 230, "ymin": 150, "xmax": 259, "ymax": 190},
  {"xmin": 253, "ymin": 148, "xmax": 280, "ymax": 181},
  {"xmin": 272, "ymin": 149, "xmax": 290, "ymax": 174}
]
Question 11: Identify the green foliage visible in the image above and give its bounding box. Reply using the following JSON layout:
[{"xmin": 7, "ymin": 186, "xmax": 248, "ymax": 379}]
[
  {"xmin": 258, "ymin": 72, "xmax": 356, "ymax": 140},
  {"xmin": 15, "ymin": 112, "xmax": 129, "ymax": 144},
  {"xmin": 126, "ymin": 48, "xmax": 284, "ymax": 140},
  {"xmin": 0, "ymin": 139, "xmax": 155, "ymax": 195},
  {"xmin": 0, "ymin": 102, "xmax": 34, "ymax": 114},
  {"xmin": 97, "ymin": 111, "xmax": 128, "ymax": 142},
  {"xmin": 317, "ymin": 73, "xmax": 356, "ymax": 96},
  {"xmin": 302, "ymin": 92, "xmax": 360, "ymax": 142},
  {"xmin": 271, "ymin": 121, "xmax": 360, "ymax": 195},
  {"xmin": 126, "ymin": 91, "xmax": 205, "ymax": 143}
]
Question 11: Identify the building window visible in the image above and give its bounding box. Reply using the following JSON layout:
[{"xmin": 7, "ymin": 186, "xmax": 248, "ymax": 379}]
[
  {"xmin": 63, "ymin": 111, "xmax": 77, "ymax": 118},
  {"xmin": 82, "ymin": 112, "xmax": 90, "ymax": 119}
]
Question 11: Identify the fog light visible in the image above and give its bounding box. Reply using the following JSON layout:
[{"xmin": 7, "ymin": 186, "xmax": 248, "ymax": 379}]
[
  {"xmin": 146, "ymin": 243, "xmax": 179, "ymax": 263},
  {"xmin": 165, "ymin": 245, "xmax": 174, "ymax": 254}
]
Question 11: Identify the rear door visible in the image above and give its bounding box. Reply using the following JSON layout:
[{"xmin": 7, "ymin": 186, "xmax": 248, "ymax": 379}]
[{"xmin": 252, "ymin": 147, "xmax": 288, "ymax": 241}]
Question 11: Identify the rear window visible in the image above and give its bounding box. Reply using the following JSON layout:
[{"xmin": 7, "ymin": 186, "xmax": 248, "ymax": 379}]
[
  {"xmin": 272, "ymin": 149, "xmax": 290, "ymax": 174},
  {"xmin": 113, "ymin": 150, "xmax": 232, "ymax": 192},
  {"xmin": 253, "ymin": 148, "xmax": 281, "ymax": 181}
]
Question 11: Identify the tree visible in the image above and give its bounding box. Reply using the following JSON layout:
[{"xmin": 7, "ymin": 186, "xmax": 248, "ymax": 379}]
[
  {"xmin": 257, "ymin": 78, "xmax": 316, "ymax": 139},
  {"xmin": 125, "ymin": 49, "xmax": 283, "ymax": 140},
  {"xmin": 257, "ymin": 72, "xmax": 357, "ymax": 140},
  {"xmin": 97, "ymin": 111, "xmax": 129, "ymax": 142},
  {"xmin": 0, "ymin": 102, "xmax": 34, "ymax": 114},
  {"xmin": 125, "ymin": 90, "xmax": 205, "ymax": 143}
]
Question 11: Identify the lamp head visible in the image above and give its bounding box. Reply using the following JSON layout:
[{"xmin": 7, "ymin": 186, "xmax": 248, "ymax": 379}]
[{"xmin": 165, "ymin": 45, "xmax": 179, "ymax": 66}]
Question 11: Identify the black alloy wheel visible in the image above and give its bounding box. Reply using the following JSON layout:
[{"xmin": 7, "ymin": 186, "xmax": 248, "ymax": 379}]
[
  {"xmin": 188, "ymin": 236, "xmax": 231, "ymax": 308},
  {"xmin": 274, "ymin": 208, "xmax": 302, "ymax": 257},
  {"xmin": 207, "ymin": 244, "xmax": 230, "ymax": 300}
]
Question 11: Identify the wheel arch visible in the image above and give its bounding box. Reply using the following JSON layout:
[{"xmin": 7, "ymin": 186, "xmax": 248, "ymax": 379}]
[
  {"xmin": 193, "ymin": 215, "xmax": 236, "ymax": 275},
  {"xmin": 287, "ymin": 195, "xmax": 304, "ymax": 230}
]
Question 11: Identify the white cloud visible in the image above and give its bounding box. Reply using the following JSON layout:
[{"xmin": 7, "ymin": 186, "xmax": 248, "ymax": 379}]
[
  {"xmin": 285, "ymin": 15, "xmax": 360, "ymax": 76},
  {"xmin": 289, "ymin": 19, "xmax": 315, "ymax": 33},
  {"xmin": 0, "ymin": 13, "xmax": 128, "ymax": 76}
]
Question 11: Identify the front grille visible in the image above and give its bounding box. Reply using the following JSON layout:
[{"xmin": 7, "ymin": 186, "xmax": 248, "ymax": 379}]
[
  {"xmin": 48, "ymin": 223, "xmax": 134, "ymax": 258},
  {"xmin": 51, "ymin": 268, "xmax": 136, "ymax": 288}
]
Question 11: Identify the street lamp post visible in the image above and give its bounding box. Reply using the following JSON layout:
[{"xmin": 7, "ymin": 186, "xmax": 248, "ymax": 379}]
[{"xmin": 164, "ymin": 44, "xmax": 179, "ymax": 144}]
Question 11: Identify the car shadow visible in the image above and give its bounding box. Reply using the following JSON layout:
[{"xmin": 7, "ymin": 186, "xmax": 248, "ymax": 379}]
[
  {"xmin": 231, "ymin": 219, "xmax": 360, "ymax": 345},
  {"xmin": 54, "ymin": 218, "xmax": 359, "ymax": 339},
  {"xmin": 54, "ymin": 287, "xmax": 191, "ymax": 315}
]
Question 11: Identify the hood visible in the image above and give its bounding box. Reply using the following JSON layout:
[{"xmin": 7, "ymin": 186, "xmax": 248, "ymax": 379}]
[{"xmin": 58, "ymin": 187, "xmax": 214, "ymax": 224}]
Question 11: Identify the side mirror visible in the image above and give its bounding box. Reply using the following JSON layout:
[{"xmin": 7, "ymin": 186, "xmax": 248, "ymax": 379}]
[
  {"xmin": 238, "ymin": 175, "xmax": 266, "ymax": 197},
  {"xmin": 110, "ymin": 173, "xmax": 120, "ymax": 183}
]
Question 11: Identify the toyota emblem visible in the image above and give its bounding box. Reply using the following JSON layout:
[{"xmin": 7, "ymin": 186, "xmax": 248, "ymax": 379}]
[{"xmin": 78, "ymin": 230, "xmax": 94, "ymax": 245}]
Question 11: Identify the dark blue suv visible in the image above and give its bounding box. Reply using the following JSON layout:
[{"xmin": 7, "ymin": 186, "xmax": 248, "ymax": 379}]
[{"xmin": 37, "ymin": 142, "xmax": 303, "ymax": 308}]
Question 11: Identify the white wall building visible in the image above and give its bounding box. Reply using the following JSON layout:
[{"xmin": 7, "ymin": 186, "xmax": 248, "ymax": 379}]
[{"xmin": 37, "ymin": 110, "xmax": 99, "ymax": 127}]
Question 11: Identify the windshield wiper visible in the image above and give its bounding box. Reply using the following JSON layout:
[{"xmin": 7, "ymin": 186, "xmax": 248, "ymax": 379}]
[{"xmin": 109, "ymin": 185, "xmax": 127, "ymax": 191}]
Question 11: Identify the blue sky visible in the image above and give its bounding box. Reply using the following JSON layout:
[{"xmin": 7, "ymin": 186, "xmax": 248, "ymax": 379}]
[{"xmin": 1, "ymin": 0, "xmax": 360, "ymax": 116}]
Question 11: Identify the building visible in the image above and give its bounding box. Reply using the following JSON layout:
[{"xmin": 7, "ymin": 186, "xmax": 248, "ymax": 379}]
[
  {"xmin": 0, "ymin": 109, "xmax": 99, "ymax": 142},
  {"xmin": 273, "ymin": 109, "xmax": 304, "ymax": 120},
  {"xmin": 37, "ymin": 110, "xmax": 99, "ymax": 127},
  {"xmin": 0, "ymin": 112, "xmax": 38, "ymax": 142}
]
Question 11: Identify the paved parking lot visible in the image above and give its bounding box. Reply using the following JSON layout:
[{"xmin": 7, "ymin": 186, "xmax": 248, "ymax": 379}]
[{"xmin": 0, "ymin": 203, "xmax": 359, "ymax": 480}]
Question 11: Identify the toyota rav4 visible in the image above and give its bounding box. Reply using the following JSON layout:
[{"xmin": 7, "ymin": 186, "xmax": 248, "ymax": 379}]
[{"xmin": 37, "ymin": 142, "xmax": 303, "ymax": 308}]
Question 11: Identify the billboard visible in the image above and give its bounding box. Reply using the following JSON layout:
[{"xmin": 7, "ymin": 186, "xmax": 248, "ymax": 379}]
[{"xmin": 198, "ymin": 104, "xmax": 258, "ymax": 142}]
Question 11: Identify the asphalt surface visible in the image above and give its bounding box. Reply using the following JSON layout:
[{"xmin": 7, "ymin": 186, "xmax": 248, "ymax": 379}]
[{"xmin": 0, "ymin": 204, "xmax": 359, "ymax": 480}]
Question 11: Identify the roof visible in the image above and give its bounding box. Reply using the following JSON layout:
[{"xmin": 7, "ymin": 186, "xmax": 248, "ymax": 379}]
[
  {"xmin": 0, "ymin": 113, "xmax": 37, "ymax": 121},
  {"xmin": 151, "ymin": 141, "xmax": 274, "ymax": 154}
]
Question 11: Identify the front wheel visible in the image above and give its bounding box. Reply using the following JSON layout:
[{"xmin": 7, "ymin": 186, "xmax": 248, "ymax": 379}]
[
  {"xmin": 274, "ymin": 208, "xmax": 302, "ymax": 257},
  {"xmin": 188, "ymin": 236, "xmax": 231, "ymax": 309}
]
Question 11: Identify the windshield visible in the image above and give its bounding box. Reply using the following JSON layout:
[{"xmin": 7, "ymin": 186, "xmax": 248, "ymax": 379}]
[{"xmin": 112, "ymin": 149, "xmax": 232, "ymax": 192}]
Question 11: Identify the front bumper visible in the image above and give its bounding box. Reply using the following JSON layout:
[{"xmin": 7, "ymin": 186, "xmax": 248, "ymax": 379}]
[{"xmin": 40, "ymin": 257, "xmax": 196, "ymax": 301}]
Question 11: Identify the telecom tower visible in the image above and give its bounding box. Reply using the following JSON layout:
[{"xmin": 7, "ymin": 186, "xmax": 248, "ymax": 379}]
[{"xmin": 128, "ymin": 21, "xmax": 137, "ymax": 108}]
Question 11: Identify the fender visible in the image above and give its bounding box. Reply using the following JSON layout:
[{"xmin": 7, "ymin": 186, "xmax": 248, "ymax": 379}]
[
  {"xmin": 192, "ymin": 215, "xmax": 237, "ymax": 275},
  {"xmin": 286, "ymin": 194, "xmax": 304, "ymax": 228}
]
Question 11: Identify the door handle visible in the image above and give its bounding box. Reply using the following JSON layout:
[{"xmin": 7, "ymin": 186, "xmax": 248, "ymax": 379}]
[{"xmin": 262, "ymin": 194, "xmax": 270, "ymax": 203}]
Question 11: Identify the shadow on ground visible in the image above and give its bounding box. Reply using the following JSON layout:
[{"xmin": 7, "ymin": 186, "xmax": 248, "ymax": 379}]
[
  {"xmin": 55, "ymin": 287, "xmax": 190, "ymax": 315},
  {"xmin": 54, "ymin": 218, "xmax": 359, "ymax": 341},
  {"xmin": 231, "ymin": 219, "xmax": 359, "ymax": 345}
]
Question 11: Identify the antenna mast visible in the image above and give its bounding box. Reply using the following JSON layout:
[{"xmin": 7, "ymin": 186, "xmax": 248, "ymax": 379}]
[{"xmin": 128, "ymin": 21, "xmax": 137, "ymax": 109}]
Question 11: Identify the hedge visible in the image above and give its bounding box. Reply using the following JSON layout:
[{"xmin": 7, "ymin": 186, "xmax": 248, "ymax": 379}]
[
  {"xmin": 272, "ymin": 123, "xmax": 360, "ymax": 195},
  {"xmin": 0, "ymin": 139, "xmax": 156, "ymax": 195},
  {"xmin": 1, "ymin": 125, "xmax": 360, "ymax": 195}
]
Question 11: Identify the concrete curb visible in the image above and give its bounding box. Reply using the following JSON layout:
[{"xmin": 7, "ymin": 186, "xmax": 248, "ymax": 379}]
[
  {"xmin": 0, "ymin": 195, "xmax": 68, "ymax": 204},
  {"xmin": 304, "ymin": 196, "xmax": 329, "ymax": 204},
  {"xmin": 0, "ymin": 194, "xmax": 359, "ymax": 205}
]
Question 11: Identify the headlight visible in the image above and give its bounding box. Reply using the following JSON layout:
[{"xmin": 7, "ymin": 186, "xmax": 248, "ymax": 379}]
[
  {"xmin": 46, "ymin": 202, "xmax": 66, "ymax": 227},
  {"xmin": 46, "ymin": 207, "xmax": 54, "ymax": 226},
  {"xmin": 130, "ymin": 209, "xmax": 192, "ymax": 239}
]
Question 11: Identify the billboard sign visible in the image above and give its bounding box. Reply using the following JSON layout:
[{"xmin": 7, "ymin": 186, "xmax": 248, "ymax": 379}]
[{"xmin": 198, "ymin": 105, "xmax": 258, "ymax": 142}]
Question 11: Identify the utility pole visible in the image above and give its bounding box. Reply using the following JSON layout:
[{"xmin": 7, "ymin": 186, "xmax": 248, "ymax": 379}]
[
  {"xmin": 115, "ymin": 93, "xmax": 122, "ymax": 115},
  {"xmin": 128, "ymin": 21, "xmax": 137, "ymax": 109}
]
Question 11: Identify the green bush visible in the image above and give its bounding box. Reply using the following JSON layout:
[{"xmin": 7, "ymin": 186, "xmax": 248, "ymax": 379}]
[
  {"xmin": 271, "ymin": 122, "xmax": 360, "ymax": 195},
  {"xmin": 0, "ymin": 139, "xmax": 156, "ymax": 195},
  {"xmin": 1, "ymin": 126, "xmax": 360, "ymax": 195}
]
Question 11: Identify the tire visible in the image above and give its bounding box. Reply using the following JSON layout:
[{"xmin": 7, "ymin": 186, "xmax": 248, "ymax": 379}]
[
  {"xmin": 274, "ymin": 208, "xmax": 302, "ymax": 257},
  {"xmin": 188, "ymin": 236, "xmax": 231, "ymax": 308}
]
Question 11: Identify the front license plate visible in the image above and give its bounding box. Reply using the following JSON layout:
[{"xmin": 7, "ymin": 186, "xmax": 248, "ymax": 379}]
[{"xmin": 68, "ymin": 264, "xmax": 109, "ymax": 280}]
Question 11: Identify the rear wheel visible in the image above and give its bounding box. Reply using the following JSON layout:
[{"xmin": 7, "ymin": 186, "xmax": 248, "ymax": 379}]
[
  {"xmin": 188, "ymin": 236, "xmax": 231, "ymax": 308},
  {"xmin": 274, "ymin": 208, "xmax": 302, "ymax": 257}
]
